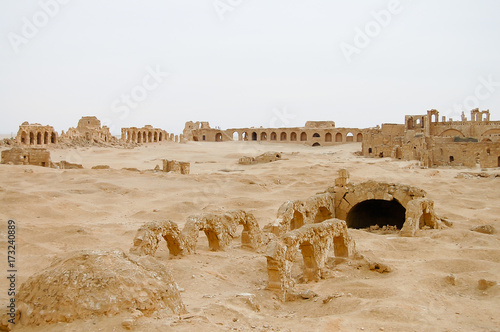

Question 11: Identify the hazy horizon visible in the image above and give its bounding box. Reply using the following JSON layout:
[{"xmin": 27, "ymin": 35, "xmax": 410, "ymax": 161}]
[{"xmin": 2, "ymin": 0, "xmax": 500, "ymax": 135}]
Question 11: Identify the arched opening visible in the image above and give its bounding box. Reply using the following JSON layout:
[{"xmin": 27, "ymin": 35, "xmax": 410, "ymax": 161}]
[
  {"xmin": 357, "ymin": 133, "xmax": 363, "ymax": 142},
  {"xmin": 290, "ymin": 132, "xmax": 297, "ymax": 141},
  {"xmin": 143, "ymin": 132, "xmax": 147, "ymax": 142},
  {"xmin": 159, "ymin": 132, "xmax": 163, "ymax": 141},
  {"xmin": 261, "ymin": 132, "xmax": 267, "ymax": 141},
  {"xmin": 137, "ymin": 132, "xmax": 142, "ymax": 143},
  {"xmin": 368, "ymin": 147, "xmax": 372, "ymax": 154},
  {"xmin": 333, "ymin": 235, "xmax": 349, "ymax": 257},
  {"xmin": 346, "ymin": 199, "xmax": 406, "ymax": 229},
  {"xmin": 204, "ymin": 229, "xmax": 220, "ymax": 251},
  {"xmin": 29, "ymin": 132, "xmax": 34, "ymax": 145},
  {"xmin": 290, "ymin": 210, "xmax": 304, "ymax": 230},
  {"xmin": 44, "ymin": 132, "xmax": 49, "ymax": 144},
  {"xmin": 312, "ymin": 142, "xmax": 321, "ymax": 147},
  {"xmin": 232, "ymin": 132, "xmax": 239, "ymax": 141},
  {"xmin": 325, "ymin": 133, "xmax": 332, "ymax": 142},
  {"xmin": 270, "ymin": 132, "xmax": 277, "ymax": 141},
  {"xmin": 243, "ymin": 132, "xmax": 248, "ymax": 141},
  {"xmin": 132, "ymin": 132, "xmax": 137, "ymax": 142},
  {"xmin": 449, "ymin": 156, "xmax": 454, "ymax": 162},
  {"xmin": 20, "ymin": 131, "xmax": 27, "ymax": 144},
  {"xmin": 193, "ymin": 136, "xmax": 199, "ymax": 141},
  {"xmin": 202, "ymin": 135, "xmax": 206, "ymax": 141},
  {"xmin": 407, "ymin": 117, "xmax": 414, "ymax": 129},
  {"xmin": 154, "ymin": 132, "xmax": 158, "ymax": 142},
  {"xmin": 299, "ymin": 241, "xmax": 319, "ymax": 282},
  {"xmin": 313, "ymin": 133, "xmax": 320, "ymax": 138},
  {"xmin": 148, "ymin": 132, "xmax": 153, "ymax": 142},
  {"xmin": 280, "ymin": 132, "xmax": 287, "ymax": 141},
  {"xmin": 215, "ymin": 133, "xmax": 223, "ymax": 142},
  {"xmin": 346, "ymin": 132, "xmax": 354, "ymax": 142},
  {"xmin": 335, "ymin": 133, "xmax": 342, "ymax": 142},
  {"xmin": 36, "ymin": 132, "xmax": 42, "ymax": 145},
  {"xmin": 314, "ymin": 206, "xmax": 332, "ymax": 223},
  {"xmin": 300, "ymin": 132, "xmax": 307, "ymax": 141},
  {"xmin": 486, "ymin": 148, "xmax": 491, "ymax": 156},
  {"xmin": 252, "ymin": 132, "xmax": 257, "ymax": 141}
]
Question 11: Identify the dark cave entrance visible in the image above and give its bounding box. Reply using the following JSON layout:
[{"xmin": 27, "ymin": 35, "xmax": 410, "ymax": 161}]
[{"xmin": 346, "ymin": 199, "xmax": 406, "ymax": 229}]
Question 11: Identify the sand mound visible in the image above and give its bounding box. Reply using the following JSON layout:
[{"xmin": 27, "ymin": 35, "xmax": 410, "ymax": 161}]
[{"xmin": 13, "ymin": 249, "xmax": 186, "ymax": 327}]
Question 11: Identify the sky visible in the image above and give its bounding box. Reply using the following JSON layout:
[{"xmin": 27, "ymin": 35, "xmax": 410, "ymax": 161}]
[{"xmin": 1, "ymin": 0, "xmax": 500, "ymax": 136}]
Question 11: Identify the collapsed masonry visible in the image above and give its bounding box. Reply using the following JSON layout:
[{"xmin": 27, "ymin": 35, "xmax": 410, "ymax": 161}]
[
  {"xmin": 8, "ymin": 249, "xmax": 185, "ymax": 329},
  {"xmin": 1, "ymin": 147, "xmax": 83, "ymax": 169},
  {"xmin": 162, "ymin": 159, "xmax": 190, "ymax": 174},
  {"xmin": 265, "ymin": 219, "xmax": 356, "ymax": 298},
  {"xmin": 267, "ymin": 169, "xmax": 441, "ymax": 237},
  {"xmin": 130, "ymin": 210, "xmax": 263, "ymax": 257},
  {"xmin": 60, "ymin": 116, "xmax": 115, "ymax": 145},
  {"xmin": 238, "ymin": 152, "xmax": 282, "ymax": 165}
]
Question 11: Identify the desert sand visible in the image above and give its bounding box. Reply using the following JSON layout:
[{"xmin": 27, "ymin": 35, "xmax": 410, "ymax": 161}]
[{"xmin": 0, "ymin": 141, "xmax": 499, "ymax": 331}]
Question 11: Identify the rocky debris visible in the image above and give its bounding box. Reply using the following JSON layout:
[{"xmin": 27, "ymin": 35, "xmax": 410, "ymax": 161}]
[
  {"xmin": 367, "ymin": 224, "xmax": 399, "ymax": 234},
  {"xmin": 445, "ymin": 274, "xmax": 456, "ymax": 286},
  {"xmin": 400, "ymin": 198, "xmax": 440, "ymax": 237},
  {"xmin": 122, "ymin": 167, "xmax": 141, "ymax": 172},
  {"xmin": 238, "ymin": 152, "xmax": 282, "ymax": 165},
  {"xmin": 471, "ymin": 224, "xmax": 496, "ymax": 234},
  {"xmin": 130, "ymin": 210, "xmax": 264, "ymax": 257},
  {"xmin": 8, "ymin": 249, "xmax": 185, "ymax": 328},
  {"xmin": 478, "ymin": 279, "xmax": 497, "ymax": 290},
  {"xmin": 53, "ymin": 160, "xmax": 84, "ymax": 169},
  {"xmin": 92, "ymin": 165, "xmax": 110, "ymax": 170},
  {"xmin": 265, "ymin": 219, "xmax": 356, "ymax": 300},
  {"xmin": 456, "ymin": 172, "xmax": 500, "ymax": 179},
  {"xmin": 235, "ymin": 293, "xmax": 260, "ymax": 312}
]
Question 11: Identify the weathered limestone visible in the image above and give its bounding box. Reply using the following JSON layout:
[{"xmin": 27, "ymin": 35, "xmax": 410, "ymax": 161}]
[
  {"xmin": 268, "ymin": 192, "xmax": 335, "ymax": 236},
  {"xmin": 239, "ymin": 152, "xmax": 282, "ymax": 165},
  {"xmin": 400, "ymin": 198, "xmax": 439, "ymax": 236},
  {"xmin": 12, "ymin": 249, "xmax": 185, "ymax": 328},
  {"xmin": 16, "ymin": 122, "xmax": 58, "ymax": 146},
  {"xmin": 162, "ymin": 159, "xmax": 190, "ymax": 174},
  {"xmin": 265, "ymin": 219, "xmax": 356, "ymax": 297},
  {"xmin": 130, "ymin": 210, "xmax": 263, "ymax": 258},
  {"xmin": 1, "ymin": 148, "xmax": 51, "ymax": 167},
  {"xmin": 363, "ymin": 109, "xmax": 500, "ymax": 168},
  {"xmin": 61, "ymin": 116, "xmax": 113, "ymax": 144}
]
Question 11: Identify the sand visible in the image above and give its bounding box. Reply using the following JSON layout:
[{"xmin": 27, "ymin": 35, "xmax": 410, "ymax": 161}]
[{"xmin": 0, "ymin": 141, "xmax": 499, "ymax": 331}]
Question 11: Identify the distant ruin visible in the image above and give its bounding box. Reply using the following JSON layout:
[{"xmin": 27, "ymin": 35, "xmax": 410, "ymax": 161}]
[
  {"xmin": 61, "ymin": 116, "xmax": 114, "ymax": 144},
  {"xmin": 16, "ymin": 122, "xmax": 58, "ymax": 146},
  {"xmin": 1, "ymin": 147, "xmax": 51, "ymax": 167},
  {"xmin": 121, "ymin": 125, "xmax": 173, "ymax": 143},
  {"xmin": 362, "ymin": 109, "xmax": 500, "ymax": 168},
  {"xmin": 183, "ymin": 121, "xmax": 366, "ymax": 146}
]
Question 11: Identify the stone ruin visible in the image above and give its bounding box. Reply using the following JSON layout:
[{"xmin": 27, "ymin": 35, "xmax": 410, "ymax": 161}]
[
  {"xmin": 1, "ymin": 147, "xmax": 52, "ymax": 167},
  {"xmin": 238, "ymin": 152, "xmax": 282, "ymax": 165},
  {"xmin": 15, "ymin": 122, "xmax": 58, "ymax": 146},
  {"xmin": 267, "ymin": 169, "xmax": 441, "ymax": 237},
  {"xmin": 121, "ymin": 125, "xmax": 174, "ymax": 143},
  {"xmin": 130, "ymin": 210, "xmax": 263, "ymax": 257},
  {"xmin": 265, "ymin": 219, "xmax": 356, "ymax": 299},
  {"xmin": 61, "ymin": 116, "xmax": 114, "ymax": 144},
  {"xmin": 3, "ymin": 249, "xmax": 185, "ymax": 329},
  {"xmin": 162, "ymin": 159, "xmax": 190, "ymax": 174}
]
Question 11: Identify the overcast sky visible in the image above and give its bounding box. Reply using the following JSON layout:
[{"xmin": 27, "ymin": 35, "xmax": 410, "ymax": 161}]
[{"xmin": 1, "ymin": 0, "xmax": 500, "ymax": 135}]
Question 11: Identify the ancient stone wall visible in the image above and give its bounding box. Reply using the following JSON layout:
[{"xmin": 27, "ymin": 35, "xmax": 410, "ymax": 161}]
[
  {"xmin": 184, "ymin": 121, "xmax": 367, "ymax": 146},
  {"xmin": 121, "ymin": 125, "xmax": 170, "ymax": 143},
  {"xmin": 162, "ymin": 160, "xmax": 190, "ymax": 174},
  {"xmin": 1, "ymin": 148, "xmax": 52, "ymax": 167},
  {"xmin": 61, "ymin": 116, "xmax": 113, "ymax": 144}
]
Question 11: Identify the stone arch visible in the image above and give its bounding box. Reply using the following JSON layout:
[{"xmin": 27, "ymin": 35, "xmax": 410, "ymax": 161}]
[
  {"xmin": 215, "ymin": 133, "xmax": 223, "ymax": 142},
  {"xmin": 312, "ymin": 142, "xmax": 321, "ymax": 147},
  {"xmin": 290, "ymin": 210, "xmax": 304, "ymax": 230},
  {"xmin": 335, "ymin": 133, "xmax": 342, "ymax": 142},
  {"xmin": 439, "ymin": 129, "xmax": 465, "ymax": 137},
  {"xmin": 232, "ymin": 131, "xmax": 239, "ymax": 141},
  {"xmin": 325, "ymin": 133, "xmax": 332, "ymax": 142},
  {"xmin": 243, "ymin": 132, "xmax": 249, "ymax": 141},
  {"xmin": 159, "ymin": 132, "xmax": 163, "ymax": 141},
  {"xmin": 300, "ymin": 132, "xmax": 307, "ymax": 141},
  {"xmin": 137, "ymin": 131, "xmax": 142, "ymax": 143},
  {"xmin": 36, "ymin": 132, "xmax": 42, "ymax": 145},
  {"xmin": 20, "ymin": 131, "xmax": 28, "ymax": 144},
  {"xmin": 154, "ymin": 132, "xmax": 158, "ymax": 142},
  {"xmin": 261, "ymin": 132, "xmax": 267, "ymax": 141},
  {"xmin": 346, "ymin": 199, "xmax": 406, "ymax": 229},
  {"xmin": 290, "ymin": 132, "xmax": 297, "ymax": 141},
  {"xmin": 270, "ymin": 132, "xmax": 277, "ymax": 141},
  {"xmin": 148, "ymin": 131, "xmax": 153, "ymax": 142},
  {"xmin": 313, "ymin": 133, "xmax": 320, "ymax": 138},
  {"xmin": 346, "ymin": 132, "xmax": 354, "ymax": 142},
  {"xmin": 356, "ymin": 133, "xmax": 363, "ymax": 142},
  {"xmin": 314, "ymin": 206, "xmax": 332, "ymax": 223},
  {"xmin": 43, "ymin": 131, "xmax": 49, "ymax": 144},
  {"xmin": 252, "ymin": 132, "xmax": 257, "ymax": 141},
  {"xmin": 143, "ymin": 132, "xmax": 147, "ymax": 142},
  {"xmin": 280, "ymin": 132, "xmax": 287, "ymax": 141}
]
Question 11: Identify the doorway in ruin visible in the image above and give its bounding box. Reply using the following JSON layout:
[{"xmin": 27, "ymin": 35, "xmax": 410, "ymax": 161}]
[
  {"xmin": 300, "ymin": 132, "xmax": 307, "ymax": 141},
  {"xmin": 280, "ymin": 132, "xmax": 287, "ymax": 141},
  {"xmin": 312, "ymin": 142, "xmax": 321, "ymax": 147},
  {"xmin": 314, "ymin": 206, "xmax": 332, "ymax": 223},
  {"xmin": 261, "ymin": 132, "xmax": 267, "ymax": 141},
  {"xmin": 346, "ymin": 132, "xmax": 354, "ymax": 142},
  {"xmin": 335, "ymin": 133, "xmax": 342, "ymax": 142},
  {"xmin": 270, "ymin": 132, "xmax": 277, "ymax": 141},
  {"xmin": 346, "ymin": 199, "xmax": 406, "ymax": 229},
  {"xmin": 291, "ymin": 132, "xmax": 297, "ymax": 141},
  {"xmin": 232, "ymin": 132, "xmax": 239, "ymax": 141},
  {"xmin": 215, "ymin": 133, "xmax": 223, "ymax": 142},
  {"xmin": 325, "ymin": 133, "xmax": 332, "ymax": 142},
  {"xmin": 252, "ymin": 132, "xmax": 257, "ymax": 141}
]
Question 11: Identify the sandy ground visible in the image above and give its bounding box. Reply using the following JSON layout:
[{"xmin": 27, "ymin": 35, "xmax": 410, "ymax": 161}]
[{"xmin": 0, "ymin": 141, "xmax": 499, "ymax": 332}]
